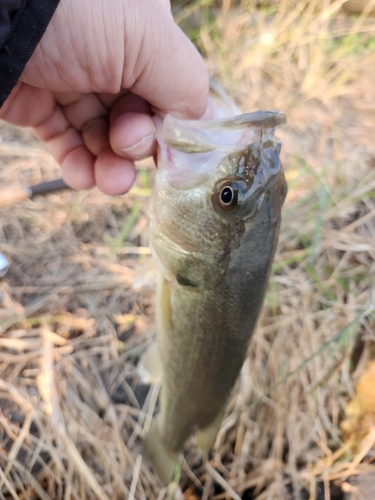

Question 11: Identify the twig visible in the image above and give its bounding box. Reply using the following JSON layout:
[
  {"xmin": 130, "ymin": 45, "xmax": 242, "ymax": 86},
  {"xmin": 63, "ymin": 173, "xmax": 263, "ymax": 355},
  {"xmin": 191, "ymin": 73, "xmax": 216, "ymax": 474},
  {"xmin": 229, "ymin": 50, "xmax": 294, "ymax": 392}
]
[
  {"xmin": 206, "ymin": 463, "xmax": 242, "ymax": 500},
  {"xmin": 243, "ymin": 297, "xmax": 375, "ymax": 414},
  {"xmin": 128, "ymin": 455, "xmax": 143, "ymax": 500}
]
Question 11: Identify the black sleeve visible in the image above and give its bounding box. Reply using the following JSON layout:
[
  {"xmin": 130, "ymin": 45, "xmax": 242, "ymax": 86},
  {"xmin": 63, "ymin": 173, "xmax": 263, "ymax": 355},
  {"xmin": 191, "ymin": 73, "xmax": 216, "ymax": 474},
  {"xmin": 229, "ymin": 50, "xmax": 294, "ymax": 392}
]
[{"xmin": 0, "ymin": 0, "xmax": 60, "ymax": 107}]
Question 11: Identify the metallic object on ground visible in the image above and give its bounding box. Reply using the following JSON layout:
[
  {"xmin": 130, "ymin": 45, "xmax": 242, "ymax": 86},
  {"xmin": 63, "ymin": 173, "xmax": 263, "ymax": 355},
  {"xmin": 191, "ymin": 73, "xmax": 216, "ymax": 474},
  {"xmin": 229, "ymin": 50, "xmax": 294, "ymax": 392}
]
[
  {"xmin": 0, "ymin": 253, "xmax": 9, "ymax": 277},
  {"xmin": 0, "ymin": 178, "xmax": 70, "ymax": 208}
]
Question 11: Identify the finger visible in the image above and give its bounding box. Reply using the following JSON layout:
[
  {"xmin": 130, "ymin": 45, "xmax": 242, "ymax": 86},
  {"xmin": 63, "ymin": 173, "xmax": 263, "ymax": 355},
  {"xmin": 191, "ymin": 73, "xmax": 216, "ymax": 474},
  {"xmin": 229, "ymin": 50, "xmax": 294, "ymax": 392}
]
[
  {"xmin": 0, "ymin": 83, "xmax": 55, "ymax": 126},
  {"xmin": 111, "ymin": 114, "xmax": 155, "ymax": 159},
  {"xmin": 43, "ymin": 125, "xmax": 95, "ymax": 190},
  {"xmin": 60, "ymin": 146, "xmax": 96, "ymax": 190},
  {"xmin": 157, "ymin": 0, "xmax": 172, "ymax": 14},
  {"xmin": 110, "ymin": 92, "xmax": 151, "ymax": 122},
  {"xmin": 124, "ymin": 0, "xmax": 209, "ymax": 120},
  {"xmin": 1, "ymin": 85, "xmax": 96, "ymax": 190},
  {"xmin": 32, "ymin": 100, "xmax": 96, "ymax": 190},
  {"xmin": 97, "ymin": 89, "xmax": 129, "ymax": 109},
  {"xmin": 52, "ymin": 92, "xmax": 85, "ymax": 107},
  {"xmin": 82, "ymin": 117, "xmax": 110, "ymax": 157},
  {"xmin": 33, "ymin": 104, "xmax": 68, "ymax": 141},
  {"xmin": 94, "ymin": 149, "xmax": 137, "ymax": 196},
  {"xmin": 110, "ymin": 93, "xmax": 156, "ymax": 159},
  {"xmin": 59, "ymin": 93, "xmax": 107, "ymax": 130},
  {"xmin": 58, "ymin": 93, "xmax": 110, "ymax": 156}
]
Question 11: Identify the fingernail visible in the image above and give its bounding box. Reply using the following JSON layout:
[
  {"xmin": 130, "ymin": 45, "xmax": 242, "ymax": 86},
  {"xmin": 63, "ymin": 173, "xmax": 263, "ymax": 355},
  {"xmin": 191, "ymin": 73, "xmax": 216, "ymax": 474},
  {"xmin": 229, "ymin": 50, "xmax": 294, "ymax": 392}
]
[{"xmin": 121, "ymin": 134, "xmax": 154, "ymax": 159}]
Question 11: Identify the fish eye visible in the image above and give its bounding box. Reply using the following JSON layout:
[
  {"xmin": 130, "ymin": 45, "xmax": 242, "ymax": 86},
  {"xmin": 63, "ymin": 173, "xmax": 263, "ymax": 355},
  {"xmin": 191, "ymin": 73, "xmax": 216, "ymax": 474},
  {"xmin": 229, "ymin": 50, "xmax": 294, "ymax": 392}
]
[
  {"xmin": 213, "ymin": 178, "xmax": 247, "ymax": 214},
  {"xmin": 221, "ymin": 186, "xmax": 233, "ymax": 204},
  {"xmin": 219, "ymin": 185, "xmax": 238, "ymax": 210}
]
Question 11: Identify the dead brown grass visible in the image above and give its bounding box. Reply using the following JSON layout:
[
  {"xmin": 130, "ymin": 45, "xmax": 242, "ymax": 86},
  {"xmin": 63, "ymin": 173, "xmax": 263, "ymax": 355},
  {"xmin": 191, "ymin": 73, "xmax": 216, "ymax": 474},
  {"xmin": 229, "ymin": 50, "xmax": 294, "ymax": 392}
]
[{"xmin": 1, "ymin": 1, "xmax": 375, "ymax": 499}]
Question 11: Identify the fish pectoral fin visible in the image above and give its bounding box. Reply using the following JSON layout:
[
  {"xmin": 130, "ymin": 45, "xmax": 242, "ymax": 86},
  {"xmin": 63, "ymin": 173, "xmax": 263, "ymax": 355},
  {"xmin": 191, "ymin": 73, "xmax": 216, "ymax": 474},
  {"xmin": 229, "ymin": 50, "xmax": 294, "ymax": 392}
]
[
  {"xmin": 137, "ymin": 342, "xmax": 163, "ymax": 384},
  {"xmin": 195, "ymin": 409, "xmax": 225, "ymax": 452},
  {"xmin": 144, "ymin": 417, "xmax": 180, "ymax": 485},
  {"xmin": 133, "ymin": 256, "xmax": 158, "ymax": 291}
]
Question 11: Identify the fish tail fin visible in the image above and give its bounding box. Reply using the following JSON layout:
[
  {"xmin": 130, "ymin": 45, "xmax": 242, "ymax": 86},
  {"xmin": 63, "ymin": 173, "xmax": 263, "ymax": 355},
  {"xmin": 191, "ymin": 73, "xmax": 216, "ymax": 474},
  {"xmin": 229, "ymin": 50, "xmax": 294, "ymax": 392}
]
[
  {"xmin": 144, "ymin": 417, "xmax": 179, "ymax": 485},
  {"xmin": 195, "ymin": 409, "xmax": 224, "ymax": 452}
]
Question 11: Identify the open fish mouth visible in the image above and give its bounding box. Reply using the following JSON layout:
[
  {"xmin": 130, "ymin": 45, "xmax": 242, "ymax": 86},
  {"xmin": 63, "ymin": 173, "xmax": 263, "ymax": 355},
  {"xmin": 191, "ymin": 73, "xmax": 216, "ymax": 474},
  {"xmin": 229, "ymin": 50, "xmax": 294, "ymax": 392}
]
[
  {"xmin": 154, "ymin": 110, "xmax": 286, "ymax": 190},
  {"xmin": 162, "ymin": 111, "xmax": 286, "ymax": 154}
]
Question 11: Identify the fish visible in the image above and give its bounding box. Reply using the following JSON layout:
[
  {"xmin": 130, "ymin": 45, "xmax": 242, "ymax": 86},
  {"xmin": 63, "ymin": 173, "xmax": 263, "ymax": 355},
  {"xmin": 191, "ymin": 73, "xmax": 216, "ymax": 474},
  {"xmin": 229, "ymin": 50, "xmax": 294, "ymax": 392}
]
[{"xmin": 140, "ymin": 86, "xmax": 287, "ymax": 484}]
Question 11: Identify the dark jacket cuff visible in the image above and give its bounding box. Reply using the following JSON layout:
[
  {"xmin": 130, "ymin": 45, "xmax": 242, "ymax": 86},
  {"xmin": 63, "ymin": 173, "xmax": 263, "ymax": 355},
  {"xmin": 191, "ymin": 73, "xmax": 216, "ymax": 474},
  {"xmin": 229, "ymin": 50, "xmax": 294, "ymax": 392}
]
[{"xmin": 0, "ymin": 0, "xmax": 60, "ymax": 107}]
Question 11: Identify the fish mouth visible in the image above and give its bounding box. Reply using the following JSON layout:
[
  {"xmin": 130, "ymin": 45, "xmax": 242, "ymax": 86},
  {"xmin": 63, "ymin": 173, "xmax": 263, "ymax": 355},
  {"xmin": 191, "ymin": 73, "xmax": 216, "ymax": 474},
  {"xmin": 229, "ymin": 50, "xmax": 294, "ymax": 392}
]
[
  {"xmin": 154, "ymin": 110, "xmax": 286, "ymax": 190},
  {"xmin": 161, "ymin": 111, "xmax": 286, "ymax": 155}
]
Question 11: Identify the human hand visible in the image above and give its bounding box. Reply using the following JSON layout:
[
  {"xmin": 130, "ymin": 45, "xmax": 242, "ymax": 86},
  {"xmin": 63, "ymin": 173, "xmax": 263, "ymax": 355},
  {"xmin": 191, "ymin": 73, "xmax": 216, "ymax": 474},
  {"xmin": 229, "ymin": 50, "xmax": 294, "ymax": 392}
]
[{"xmin": 0, "ymin": 0, "xmax": 208, "ymax": 195}]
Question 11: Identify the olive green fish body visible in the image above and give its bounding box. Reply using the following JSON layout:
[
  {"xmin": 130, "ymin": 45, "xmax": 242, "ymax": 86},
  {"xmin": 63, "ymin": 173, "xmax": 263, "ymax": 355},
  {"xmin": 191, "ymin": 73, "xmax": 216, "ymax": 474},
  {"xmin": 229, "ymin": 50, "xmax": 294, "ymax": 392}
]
[{"xmin": 144, "ymin": 105, "xmax": 287, "ymax": 482}]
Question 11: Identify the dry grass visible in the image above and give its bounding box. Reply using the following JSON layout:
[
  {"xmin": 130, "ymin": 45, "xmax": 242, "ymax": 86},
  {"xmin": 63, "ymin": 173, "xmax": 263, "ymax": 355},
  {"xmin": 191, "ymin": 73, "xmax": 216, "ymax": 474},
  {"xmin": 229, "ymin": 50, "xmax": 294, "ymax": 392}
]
[{"xmin": 1, "ymin": 1, "xmax": 375, "ymax": 498}]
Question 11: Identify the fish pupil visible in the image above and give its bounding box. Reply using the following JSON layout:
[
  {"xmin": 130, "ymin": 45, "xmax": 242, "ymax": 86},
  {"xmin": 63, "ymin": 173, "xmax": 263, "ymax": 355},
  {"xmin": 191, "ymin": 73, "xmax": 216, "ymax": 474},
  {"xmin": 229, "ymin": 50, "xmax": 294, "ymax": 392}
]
[{"xmin": 221, "ymin": 187, "xmax": 234, "ymax": 205}]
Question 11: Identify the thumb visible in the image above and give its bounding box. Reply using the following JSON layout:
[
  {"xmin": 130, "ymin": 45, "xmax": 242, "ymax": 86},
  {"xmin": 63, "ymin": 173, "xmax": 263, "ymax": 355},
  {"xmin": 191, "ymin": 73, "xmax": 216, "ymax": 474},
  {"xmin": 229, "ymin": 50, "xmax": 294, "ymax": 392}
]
[{"xmin": 123, "ymin": 0, "xmax": 209, "ymax": 119}]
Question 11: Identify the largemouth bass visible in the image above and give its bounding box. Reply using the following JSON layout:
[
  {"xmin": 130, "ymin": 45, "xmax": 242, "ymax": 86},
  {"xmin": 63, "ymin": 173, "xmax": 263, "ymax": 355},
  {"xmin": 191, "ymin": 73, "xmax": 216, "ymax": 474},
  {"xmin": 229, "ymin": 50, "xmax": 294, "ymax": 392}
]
[{"xmin": 141, "ymin": 90, "xmax": 287, "ymax": 484}]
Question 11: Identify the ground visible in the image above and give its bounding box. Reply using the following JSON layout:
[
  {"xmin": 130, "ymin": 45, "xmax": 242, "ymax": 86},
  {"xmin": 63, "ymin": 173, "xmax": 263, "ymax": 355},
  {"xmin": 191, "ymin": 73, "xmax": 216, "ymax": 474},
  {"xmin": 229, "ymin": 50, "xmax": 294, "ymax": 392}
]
[{"xmin": 0, "ymin": 1, "xmax": 375, "ymax": 499}]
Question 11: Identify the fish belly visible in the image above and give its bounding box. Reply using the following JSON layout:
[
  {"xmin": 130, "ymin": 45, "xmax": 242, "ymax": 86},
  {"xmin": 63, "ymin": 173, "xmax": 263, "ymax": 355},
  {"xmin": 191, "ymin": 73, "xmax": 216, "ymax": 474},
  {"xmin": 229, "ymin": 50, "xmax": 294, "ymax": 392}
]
[{"xmin": 156, "ymin": 275, "xmax": 257, "ymax": 454}]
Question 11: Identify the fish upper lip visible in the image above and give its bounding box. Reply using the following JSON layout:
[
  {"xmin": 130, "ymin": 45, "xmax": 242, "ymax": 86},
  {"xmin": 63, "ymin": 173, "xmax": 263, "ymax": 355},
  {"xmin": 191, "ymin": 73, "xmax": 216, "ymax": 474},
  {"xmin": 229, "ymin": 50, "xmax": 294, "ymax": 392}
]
[{"xmin": 160, "ymin": 110, "xmax": 286, "ymax": 156}]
